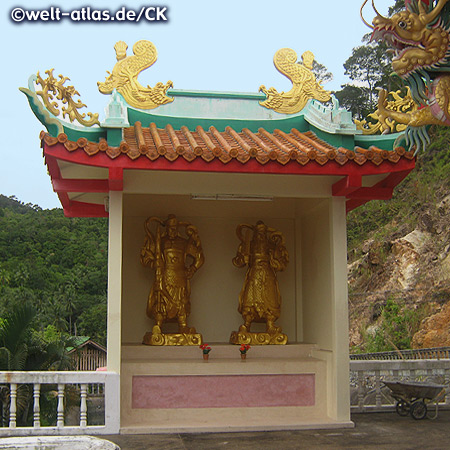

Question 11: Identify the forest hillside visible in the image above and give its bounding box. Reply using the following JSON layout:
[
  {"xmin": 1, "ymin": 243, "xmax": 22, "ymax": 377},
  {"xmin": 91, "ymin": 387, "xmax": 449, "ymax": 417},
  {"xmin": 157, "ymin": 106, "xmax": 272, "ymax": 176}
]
[{"xmin": 0, "ymin": 196, "xmax": 108, "ymax": 345}]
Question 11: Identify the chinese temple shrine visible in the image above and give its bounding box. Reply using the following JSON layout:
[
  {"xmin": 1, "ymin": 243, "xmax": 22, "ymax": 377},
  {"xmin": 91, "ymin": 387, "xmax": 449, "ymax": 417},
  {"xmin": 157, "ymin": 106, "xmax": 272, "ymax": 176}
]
[{"xmin": 21, "ymin": 41, "xmax": 415, "ymax": 433}]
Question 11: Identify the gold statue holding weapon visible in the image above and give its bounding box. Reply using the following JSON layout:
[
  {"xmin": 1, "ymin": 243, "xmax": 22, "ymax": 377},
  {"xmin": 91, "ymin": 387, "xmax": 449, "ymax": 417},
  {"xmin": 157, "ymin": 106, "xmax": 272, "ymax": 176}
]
[
  {"xmin": 230, "ymin": 221, "xmax": 289, "ymax": 345},
  {"xmin": 140, "ymin": 214, "xmax": 204, "ymax": 346}
]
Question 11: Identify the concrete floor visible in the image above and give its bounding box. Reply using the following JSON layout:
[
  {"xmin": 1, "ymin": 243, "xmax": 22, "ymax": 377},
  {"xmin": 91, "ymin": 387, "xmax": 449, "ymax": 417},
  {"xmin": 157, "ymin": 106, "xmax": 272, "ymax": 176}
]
[{"xmin": 103, "ymin": 410, "xmax": 450, "ymax": 449}]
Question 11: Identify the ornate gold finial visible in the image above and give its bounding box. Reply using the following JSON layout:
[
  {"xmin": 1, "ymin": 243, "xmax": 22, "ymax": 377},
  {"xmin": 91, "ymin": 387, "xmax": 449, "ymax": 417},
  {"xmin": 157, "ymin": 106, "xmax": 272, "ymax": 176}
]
[
  {"xmin": 114, "ymin": 41, "xmax": 128, "ymax": 61},
  {"xmin": 34, "ymin": 69, "xmax": 100, "ymax": 127},
  {"xmin": 259, "ymin": 48, "xmax": 331, "ymax": 114},
  {"xmin": 98, "ymin": 40, "xmax": 174, "ymax": 110},
  {"xmin": 355, "ymin": 88, "xmax": 418, "ymax": 135}
]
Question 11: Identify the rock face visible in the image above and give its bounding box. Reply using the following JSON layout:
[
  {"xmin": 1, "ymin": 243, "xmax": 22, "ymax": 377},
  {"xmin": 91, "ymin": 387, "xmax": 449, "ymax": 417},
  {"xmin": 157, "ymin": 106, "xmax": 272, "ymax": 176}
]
[
  {"xmin": 412, "ymin": 302, "xmax": 450, "ymax": 348},
  {"xmin": 348, "ymin": 193, "xmax": 450, "ymax": 351}
]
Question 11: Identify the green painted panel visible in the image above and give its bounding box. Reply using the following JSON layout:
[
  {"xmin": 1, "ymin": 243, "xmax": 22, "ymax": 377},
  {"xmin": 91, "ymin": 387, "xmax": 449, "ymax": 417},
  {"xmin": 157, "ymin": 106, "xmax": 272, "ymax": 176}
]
[
  {"xmin": 312, "ymin": 126, "xmax": 356, "ymax": 149},
  {"xmin": 61, "ymin": 125, "xmax": 106, "ymax": 143},
  {"xmin": 355, "ymin": 133, "xmax": 405, "ymax": 151},
  {"xmin": 106, "ymin": 128, "xmax": 123, "ymax": 147},
  {"xmin": 127, "ymin": 108, "xmax": 309, "ymax": 133}
]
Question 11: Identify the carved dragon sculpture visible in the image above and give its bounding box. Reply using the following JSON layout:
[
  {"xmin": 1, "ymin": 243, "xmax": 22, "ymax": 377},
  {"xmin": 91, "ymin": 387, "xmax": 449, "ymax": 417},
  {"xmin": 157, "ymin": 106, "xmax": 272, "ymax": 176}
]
[
  {"xmin": 98, "ymin": 40, "xmax": 173, "ymax": 110},
  {"xmin": 361, "ymin": 0, "xmax": 450, "ymax": 153},
  {"xmin": 259, "ymin": 49, "xmax": 331, "ymax": 114}
]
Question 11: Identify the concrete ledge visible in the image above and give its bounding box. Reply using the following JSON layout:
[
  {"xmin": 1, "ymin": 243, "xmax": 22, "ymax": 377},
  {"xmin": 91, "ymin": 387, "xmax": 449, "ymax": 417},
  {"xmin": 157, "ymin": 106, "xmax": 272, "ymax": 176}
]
[
  {"xmin": 122, "ymin": 343, "xmax": 318, "ymax": 361},
  {"xmin": 0, "ymin": 436, "xmax": 120, "ymax": 449},
  {"xmin": 120, "ymin": 418, "xmax": 355, "ymax": 434}
]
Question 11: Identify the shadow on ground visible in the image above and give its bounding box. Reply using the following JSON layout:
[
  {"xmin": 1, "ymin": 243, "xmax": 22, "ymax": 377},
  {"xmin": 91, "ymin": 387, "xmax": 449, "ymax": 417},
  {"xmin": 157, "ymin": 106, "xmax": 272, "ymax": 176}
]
[{"xmin": 104, "ymin": 410, "xmax": 450, "ymax": 449}]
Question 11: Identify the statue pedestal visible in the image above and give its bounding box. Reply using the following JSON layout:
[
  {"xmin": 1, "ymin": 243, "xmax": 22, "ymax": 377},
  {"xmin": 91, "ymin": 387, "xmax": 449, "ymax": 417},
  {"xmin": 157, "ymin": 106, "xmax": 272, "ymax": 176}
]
[
  {"xmin": 119, "ymin": 343, "xmax": 353, "ymax": 433},
  {"xmin": 229, "ymin": 330, "xmax": 288, "ymax": 345},
  {"xmin": 142, "ymin": 332, "xmax": 203, "ymax": 346}
]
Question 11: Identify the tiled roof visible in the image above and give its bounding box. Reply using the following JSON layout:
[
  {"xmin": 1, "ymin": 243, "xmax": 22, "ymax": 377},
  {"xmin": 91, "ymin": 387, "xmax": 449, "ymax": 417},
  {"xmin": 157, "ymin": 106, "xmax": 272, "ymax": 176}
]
[{"xmin": 40, "ymin": 122, "xmax": 414, "ymax": 168}]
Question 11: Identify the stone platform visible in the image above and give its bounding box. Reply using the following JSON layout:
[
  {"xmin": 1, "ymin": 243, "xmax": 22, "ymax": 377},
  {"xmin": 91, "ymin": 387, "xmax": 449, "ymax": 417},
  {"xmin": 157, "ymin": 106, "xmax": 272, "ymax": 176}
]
[{"xmin": 120, "ymin": 343, "xmax": 352, "ymax": 433}]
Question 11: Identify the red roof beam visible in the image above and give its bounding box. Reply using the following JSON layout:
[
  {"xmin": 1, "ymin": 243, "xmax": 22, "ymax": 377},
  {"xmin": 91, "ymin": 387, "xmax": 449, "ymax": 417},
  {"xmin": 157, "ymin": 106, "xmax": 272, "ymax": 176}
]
[
  {"xmin": 332, "ymin": 174, "xmax": 362, "ymax": 197},
  {"xmin": 346, "ymin": 186, "xmax": 393, "ymax": 200},
  {"xmin": 52, "ymin": 179, "xmax": 109, "ymax": 193},
  {"xmin": 44, "ymin": 154, "xmax": 71, "ymax": 210},
  {"xmin": 109, "ymin": 167, "xmax": 123, "ymax": 191},
  {"xmin": 64, "ymin": 201, "xmax": 108, "ymax": 218},
  {"xmin": 345, "ymin": 169, "xmax": 413, "ymax": 212}
]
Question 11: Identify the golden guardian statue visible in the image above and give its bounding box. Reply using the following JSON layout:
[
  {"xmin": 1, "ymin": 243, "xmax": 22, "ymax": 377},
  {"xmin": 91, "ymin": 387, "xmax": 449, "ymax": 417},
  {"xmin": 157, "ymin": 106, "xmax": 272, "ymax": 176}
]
[
  {"xmin": 230, "ymin": 221, "xmax": 289, "ymax": 345},
  {"xmin": 140, "ymin": 214, "xmax": 204, "ymax": 345}
]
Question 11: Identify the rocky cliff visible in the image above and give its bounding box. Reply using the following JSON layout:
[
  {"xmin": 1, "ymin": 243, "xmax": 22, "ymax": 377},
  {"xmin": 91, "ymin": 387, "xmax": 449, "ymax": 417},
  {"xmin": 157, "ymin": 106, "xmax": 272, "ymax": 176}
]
[{"xmin": 347, "ymin": 127, "xmax": 450, "ymax": 353}]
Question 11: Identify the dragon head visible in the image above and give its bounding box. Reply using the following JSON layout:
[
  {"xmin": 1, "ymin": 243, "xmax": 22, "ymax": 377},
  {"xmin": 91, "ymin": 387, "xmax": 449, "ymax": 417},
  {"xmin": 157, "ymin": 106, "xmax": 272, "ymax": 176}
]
[{"xmin": 361, "ymin": 0, "xmax": 450, "ymax": 79}]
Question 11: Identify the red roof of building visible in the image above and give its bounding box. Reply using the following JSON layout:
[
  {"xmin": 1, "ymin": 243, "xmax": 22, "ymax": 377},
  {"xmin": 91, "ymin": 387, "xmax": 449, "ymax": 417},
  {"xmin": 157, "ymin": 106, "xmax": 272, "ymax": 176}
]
[
  {"xmin": 40, "ymin": 123, "xmax": 415, "ymax": 217},
  {"xmin": 41, "ymin": 123, "xmax": 414, "ymax": 167}
]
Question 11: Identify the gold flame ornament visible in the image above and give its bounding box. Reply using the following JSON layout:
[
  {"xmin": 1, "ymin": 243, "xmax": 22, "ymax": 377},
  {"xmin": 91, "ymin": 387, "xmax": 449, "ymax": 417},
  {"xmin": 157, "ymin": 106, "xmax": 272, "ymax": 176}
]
[
  {"xmin": 140, "ymin": 215, "xmax": 204, "ymax": 346},
  {"xmin": 98, "ymin": 40, "xmax": 174, "ymax": 110},
  {"xmin": 259, "ymin": 48, "xmax": 331, "ymax": 114},
  {"xmin": 230, "ymin": 221, "xmax": 289, "ymax": 345},
  {"xmin": 355, "ymin": 88, "xmax": 418, "ymax": 134},
  {"xmin": 35, "ymin": 69, "xmax": 99, "ymax": 127}
]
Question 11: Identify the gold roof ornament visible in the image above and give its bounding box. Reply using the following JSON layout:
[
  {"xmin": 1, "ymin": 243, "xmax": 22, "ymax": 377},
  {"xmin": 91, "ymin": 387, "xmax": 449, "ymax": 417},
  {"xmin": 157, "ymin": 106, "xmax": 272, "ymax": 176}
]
[
  {"xmin": 35, "ymin": 69, "xmax": 100, "ymax": 127},
  {"xmin": 97, "ymin": 40, "xmax": 174, "ymax": 110},
  {"xmin": 259, "ymin": 48, "xmax": 331, "ymax": 114},
  {"xmin": 355, "ymin": 88, "xmax": 418, "ymax": 135}
]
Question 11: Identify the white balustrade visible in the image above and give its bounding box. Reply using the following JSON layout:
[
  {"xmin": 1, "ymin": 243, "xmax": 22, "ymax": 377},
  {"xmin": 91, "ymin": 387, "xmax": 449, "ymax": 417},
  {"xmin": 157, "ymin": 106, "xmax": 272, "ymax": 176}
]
[
  {"xmin": 80, "ymin": 384, "xmax": 88, "ymax": 428},
  {"xmin": 9, "ymin": 384, "xmax": 17, "ymax": 429},
  {"xmin": 0, "ymin": 371, "xmax": 119, "ymax": 436},
  {"xmin": 0, "ymin": 361, "xmax": 448, "ymax": 436},
  {"xmin": 32, "ymin": 383, "xmax": 40, "ymax": 428},
  {"xmin": 350, "ymin": 359, "xmax": 450, "ymax": 413}
]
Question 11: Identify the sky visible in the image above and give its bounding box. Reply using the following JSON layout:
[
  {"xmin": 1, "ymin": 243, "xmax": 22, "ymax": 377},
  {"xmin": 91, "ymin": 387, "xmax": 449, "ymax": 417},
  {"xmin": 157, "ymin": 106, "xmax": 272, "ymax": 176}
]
[{"xmin": 1, "ymin": 0, "xmax": 396, "ymax": 210}]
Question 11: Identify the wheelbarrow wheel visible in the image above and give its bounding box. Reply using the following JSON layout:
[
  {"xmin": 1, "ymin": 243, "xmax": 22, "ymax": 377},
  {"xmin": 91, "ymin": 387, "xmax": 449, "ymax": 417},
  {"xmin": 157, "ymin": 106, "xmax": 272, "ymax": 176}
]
[
  {"xmin": 410, "ymin": 400, "xmax": 427, "ymax": 420},
  {"xmin": 395, "ymin": 400, "xmax": 409, "ymax": 416}
]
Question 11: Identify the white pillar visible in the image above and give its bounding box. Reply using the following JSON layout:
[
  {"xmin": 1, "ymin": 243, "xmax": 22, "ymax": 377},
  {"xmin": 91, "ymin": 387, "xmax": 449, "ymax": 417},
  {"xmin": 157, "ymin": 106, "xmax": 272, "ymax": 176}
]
[
  {"xmin": 328, "ymin": 197, "xmax": 350, "ymax": 421},
  {"xmin": 33, "ymin": 383, "xmax": 40, "ymax": 428},
  {"xmin": 107, "ymin": 191, "xmax": 123, "ymax": 374},
  {"xmin": 56, "ymin": 384, "xmax": 65, "ymax": 428},
  {"xmin": 80, "ymin": 384, "xmax": 88, "ymax": 428}
]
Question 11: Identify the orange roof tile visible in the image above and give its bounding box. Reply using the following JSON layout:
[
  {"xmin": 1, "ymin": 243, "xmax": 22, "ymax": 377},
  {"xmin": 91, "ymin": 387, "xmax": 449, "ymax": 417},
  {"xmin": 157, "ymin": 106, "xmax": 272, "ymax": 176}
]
[{"xmin": 40, "ymin": 123, "xmax": 414, "ymax": 168}]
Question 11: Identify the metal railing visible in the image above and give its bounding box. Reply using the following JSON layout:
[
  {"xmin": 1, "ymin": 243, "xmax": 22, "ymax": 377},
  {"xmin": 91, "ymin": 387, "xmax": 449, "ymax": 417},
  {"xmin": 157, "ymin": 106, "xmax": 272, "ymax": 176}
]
[
  {"xmin": 0, "ymin": 371, "xmax": 119, "ymax": 436},
  {"xmin": 350, "ymin": 347, "xmax": 450, "ymax": 361},
  {"xmin": 350, "ymin": 359, "xmax": 450, "ymax": 412}
]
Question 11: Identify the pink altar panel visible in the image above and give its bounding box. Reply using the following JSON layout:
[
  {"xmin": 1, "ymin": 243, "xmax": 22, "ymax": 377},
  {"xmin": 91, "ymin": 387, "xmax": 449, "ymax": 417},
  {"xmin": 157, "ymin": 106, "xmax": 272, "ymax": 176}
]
[{"xmin": 132, "ymin": 374, "xmax": 315, "ymax": 409}]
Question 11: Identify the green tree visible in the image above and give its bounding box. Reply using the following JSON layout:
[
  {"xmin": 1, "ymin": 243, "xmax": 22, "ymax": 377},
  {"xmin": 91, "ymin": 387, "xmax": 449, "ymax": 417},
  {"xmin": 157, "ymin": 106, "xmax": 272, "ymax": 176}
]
[
  {"xmin": 335, "ymin": 0, "xmax": 406, "ymax": 118},
  {"xmin": 342, "ymin": 41, "xmax": 390, "ymax": 111},
  {"xmin": 0, "ymin": 305, "xmax": 77, "ymax": 426},
  {"xmin": 335, "ymin": 84, "xmax": 372, "ymax": 120},
  {"xmin": 311, "ymin": 60, "xmax": 333, "ymax": 85},
  {"xmin": 388, "ymin": 0, "xmax": 405, "ymax": 15}
]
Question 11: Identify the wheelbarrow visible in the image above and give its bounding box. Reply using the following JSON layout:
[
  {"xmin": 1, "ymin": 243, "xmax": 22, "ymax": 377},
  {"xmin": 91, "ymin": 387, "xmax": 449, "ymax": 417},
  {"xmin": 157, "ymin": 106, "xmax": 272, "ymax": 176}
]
[{"xmin": 384, "ymin": 380, "xmax": 447, "ymax": 420}]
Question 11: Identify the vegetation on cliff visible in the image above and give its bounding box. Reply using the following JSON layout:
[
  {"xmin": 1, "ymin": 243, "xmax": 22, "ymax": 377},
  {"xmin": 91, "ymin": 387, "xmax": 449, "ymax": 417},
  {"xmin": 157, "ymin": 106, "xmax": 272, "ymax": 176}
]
[{"xmin": 347, "ymin": 126, "xmax": 450, "ymax": 353}]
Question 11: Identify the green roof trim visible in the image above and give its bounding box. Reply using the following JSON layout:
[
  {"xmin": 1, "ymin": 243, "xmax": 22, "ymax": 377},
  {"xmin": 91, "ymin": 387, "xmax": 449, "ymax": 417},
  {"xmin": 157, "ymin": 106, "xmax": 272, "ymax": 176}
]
[
  {"xmin": 22, "ymin": 74, "xmax": 408, "ymax": 151},
  {"xmin": 20, "ymin": 86, "xmax": 64, "ymax": 137},
  {"xmin": 20, "ymin": 75, "xmax": 106, "ymax": 142},
  {"xmin": 127, "ymin": 108, "xmax": 309, "ymax": 133},
  {"xmin": 355, "ymin": 133, "xmax": 405, "ymax": 151}
]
